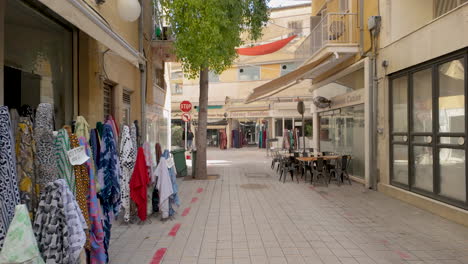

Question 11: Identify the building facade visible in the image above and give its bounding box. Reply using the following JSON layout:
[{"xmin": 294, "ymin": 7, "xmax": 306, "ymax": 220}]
[
  {"xmin": 0, "ymin": 0, "xmax": 170, "ymax": 149},
  {"xmin": 376, "ymin": 0, "xmax": 468, "ymax": 226}
]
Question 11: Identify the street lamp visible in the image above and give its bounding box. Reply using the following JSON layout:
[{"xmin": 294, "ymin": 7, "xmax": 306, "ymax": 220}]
[{"xmin": 117, "ymin": 0, "xmax": 141, "ymax": 22}]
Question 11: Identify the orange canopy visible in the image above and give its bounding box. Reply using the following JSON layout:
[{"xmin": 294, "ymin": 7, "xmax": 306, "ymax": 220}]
[{"xmin": 236, "ymin": 35, "xmax": 296, "ymax": 56}]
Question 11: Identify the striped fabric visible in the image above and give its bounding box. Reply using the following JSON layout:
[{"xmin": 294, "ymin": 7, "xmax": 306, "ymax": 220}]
[{"xmin": 55, "ymin": 129, "xmax": 75, "ymax": 194}]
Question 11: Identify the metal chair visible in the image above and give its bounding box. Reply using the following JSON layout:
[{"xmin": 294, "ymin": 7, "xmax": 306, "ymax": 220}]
[
  {"xmin": 311, "ymin": 157, "xmax": 328, "ymax": 186},
  {"xmin": 271, "ymin": 150, "xmax": 281, "ymax": 169},
  {"xmin": 330, "ymin": 155, "xmax": 352, "ymax": 185},
  {"xmin": 279, "ymin": 156, "xmax": 299, "ymax": 183}
]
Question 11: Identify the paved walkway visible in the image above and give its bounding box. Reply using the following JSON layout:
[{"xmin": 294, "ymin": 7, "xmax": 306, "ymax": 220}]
[{"xmin": 109, "ymin": 149, "xmax": 468, "ymax": 264}]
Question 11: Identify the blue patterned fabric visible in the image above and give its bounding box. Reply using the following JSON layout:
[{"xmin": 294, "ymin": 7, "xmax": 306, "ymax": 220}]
[
  {"xmin": 97, "ymin": 124, "xmax": 120, "ymax": 262},
  {"xmin": 162, "ymin": 150, "xmax": 180, "ymax": 216}
]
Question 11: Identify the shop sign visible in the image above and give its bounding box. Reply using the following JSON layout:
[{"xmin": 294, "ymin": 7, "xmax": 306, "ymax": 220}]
[
  {"xmin": 229, "ymin": 111, "xmax": 270, "ymax": 118},
  {"xmin": 330, "ymin": 89, "xmax": 364, "ymax": 109}
]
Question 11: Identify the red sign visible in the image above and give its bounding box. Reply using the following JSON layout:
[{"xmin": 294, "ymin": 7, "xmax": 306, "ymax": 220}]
[
  {"xmin": 181, "ymin": 112, "xmax": 191, "ymax": 122},
  {"xmin": 180, "ymin": 101, "xmax": 192, "ymax": 112}
]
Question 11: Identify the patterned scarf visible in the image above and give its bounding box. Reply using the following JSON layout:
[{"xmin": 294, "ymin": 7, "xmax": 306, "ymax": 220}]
[
  {"xmin": 119, "ymin": 126, "xmax": 136, "ymax": 223},
  {"xmin": 15, "ymin": 117, "xmax": 36, "ymax": 217},
  {"xmin": 0, "ymin": 106, "xmax": 20, "ymax": 249},
  {"xmin": 0, "ymin": 205, "xmax": 44, "ymax": 264},
  {"xmin": 55, "ymin": 129, "xmax": 75, "ymax": 194},
  {"xmin": 34, "ymin": 103, "xmax": 57, "ymax": 190},
  {"xmin": 89, "ymin": 129, "xmax": 101, "ymax": 180},
  {"xmin": 79, "ymin": 137, "xmax": 106, "ymax": 264},
  {"xmin": 70, "ymin": 134, "xmax": 91, "ymax": 250},
  {"xmin": 97, "ymin": 124, "xmax": 121, "ymax": 260},
  {"xmin": 75, "ymin": 116, "xmax": 90, "ymax": 142},
  {"xmin": 130, "ymin": 123, "xmax": 138, "ymax": 150}
]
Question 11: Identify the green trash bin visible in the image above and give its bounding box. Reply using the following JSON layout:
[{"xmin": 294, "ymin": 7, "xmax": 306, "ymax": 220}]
[
  {"xmin": 191, "ymin": 150, "xmax": 197, "ymax": 178},
  {"xmin": 171, "ymin": 149, "xmax": 187, "ymax": 177}
]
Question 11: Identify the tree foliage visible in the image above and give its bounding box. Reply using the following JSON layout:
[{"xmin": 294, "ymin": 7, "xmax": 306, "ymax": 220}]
[{"xmin": 160, "ymin": 0, "xmax": 270, "ymax": 78}]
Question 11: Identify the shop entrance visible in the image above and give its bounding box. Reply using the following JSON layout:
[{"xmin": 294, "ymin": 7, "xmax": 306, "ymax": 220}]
[{"xmin": 240, "ymin": 121, "xmax": 257, "ymax": 146}]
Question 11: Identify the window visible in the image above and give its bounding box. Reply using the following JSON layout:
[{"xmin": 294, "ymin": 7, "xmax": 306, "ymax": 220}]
[
  {"xmin": 154, "ymin": 68, "xmax": 165, "ymax": 90},
  {"xmin": 389, "ymin": 49, "xmax": 468, "ymax": 209},
  {"xmin": 209, "ymin": 70, "xmax": 220, "ymax": 82},
  {"xmin": 238, "ymin": 66, "xmax": 260, "ymax": 81},
  {"xmin": 287, "ymin": 20, "xmax": 303, "ymax": 37},
  {"xmin": 122, "ymin": 90, "xmax": 131, "ymax": 126},
  {"xmin": 280, "ymin": 63, "xmax": 298, "ymax": 76},
  {"xmin": 304, "ymin": 119, "xmax": 313, "ymax": 137},
  {"xmin": 339, "ymin": 0, "xmax": 349, "ymax": 12},
  {"xmin": 171, "ymin": 71, "xmax": 183, "ymax": 80},
  {"xmin": 171, "ymin": 83, "xmax": 183, "ymax": 95},
  {"xmin": 103, "ymin": 81, "xmax": 115, "ymax": 119},
  {"xmin": 434, "ymin": 0, "xmax": 467, "ymax": 18}
]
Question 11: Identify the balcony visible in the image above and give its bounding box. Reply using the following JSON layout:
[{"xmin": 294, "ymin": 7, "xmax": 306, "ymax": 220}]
[{"xmin": 295, "ymin": 13, "xmax": 359, "ymax": 64}]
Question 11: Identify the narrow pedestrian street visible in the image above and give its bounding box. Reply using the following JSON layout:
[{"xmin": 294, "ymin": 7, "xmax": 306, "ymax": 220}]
[{"xmin": 108, "ymin": 149, "xmax": 468, "ymax": 264}]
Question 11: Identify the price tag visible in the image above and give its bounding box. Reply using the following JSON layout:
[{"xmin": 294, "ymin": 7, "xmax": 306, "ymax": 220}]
[{"xmin": 67, "ymin": 146, "xmax": 90, "ymax": 166}]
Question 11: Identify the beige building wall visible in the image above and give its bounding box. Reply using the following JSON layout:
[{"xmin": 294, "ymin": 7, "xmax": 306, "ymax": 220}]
[{"xmin": 376, "ymin": 2, "xmax": 468, "ymax": 226}]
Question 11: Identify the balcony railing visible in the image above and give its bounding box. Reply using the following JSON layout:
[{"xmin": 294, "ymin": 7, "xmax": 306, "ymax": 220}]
[{"xmin": 295, "ymin": 13, "xmax": 358, "ymax": 62}]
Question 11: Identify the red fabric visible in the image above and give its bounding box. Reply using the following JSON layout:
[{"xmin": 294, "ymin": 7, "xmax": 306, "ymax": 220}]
[
  {"xmin": 236, "ymin": 35, "xmax": 296, "ymax": 56},
  {"xmin": 130, "ymin": 147, "xmax": 150, "ymax": 221}
]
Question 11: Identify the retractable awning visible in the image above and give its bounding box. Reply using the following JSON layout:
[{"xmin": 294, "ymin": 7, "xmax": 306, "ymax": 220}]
[
  {"xmin": 245, "ymin": 53, "xmax": 333, "ymax": 103},
  {"xmin": 39, "ymin": 0, "xmax": 143, "ymax": 68}
]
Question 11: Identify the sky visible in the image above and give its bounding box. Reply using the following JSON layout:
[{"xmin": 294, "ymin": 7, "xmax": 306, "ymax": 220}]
[{"xmin": 268, "ymin": 0, "xmax": 310, "ymax": 8}]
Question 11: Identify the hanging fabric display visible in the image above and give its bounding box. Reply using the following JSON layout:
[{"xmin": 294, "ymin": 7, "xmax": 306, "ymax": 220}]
[
  {"xmin": 156, "ymin": 155, "xmax": 174, "ymax": 220},
  {"xmin": 97, "ymin": 124, "xmax": 121, "ymax": 259},
  {"xmin": 55, "ymin": 129, "xmax": 75, "ymax": 194},
  {"xmin": 130, "ymin": 147, "xmax": 150, "ymax": 221},
  {"xmin": 15, "ymin": 117, "xmax": 36, "ymax": 217},
  {"xmin": 79, "ymin": 137, "xmax": 106, "ymax": 264},
  {"xmin": 34, "ymin": 103, "xmax": 57, "ymax": 190},
  {"xmin": 33, "ymin": 179, "xmax": 86, "ymax": 264},
  {"xmin": 162, "ymin": 150, "xmax": 180, "ymax": 217},
  {"xmin": 0, "ymin": 205, "xmax": 44, "ymax": 264},
  {"xmin": 9, "ymin": 109, "xmax": 19, "ymax": 143},
  {"xmin": 130, "ymin": 123, "xmax": 138, "ymax": 150},
  {"xmin": 89, "ymin": 129, "xmax": 101, "ymax": 183},
  {"xmin": 96, "ymin": 122, "xmax": 104, "ymax": 139},
  {"xmin": 70, "ymin": 134, "xmax": 91, "ymax": 250},
  {"xmin": 0, "ymin": 106, "xmax": 20, "ymax": 249},
  {"xmin": 119, "ymin": 126, "xmax": 136, "ymax": 223},
  {"xmin": 75, "ymin": 116, "xmax": 90, "ymax": 142},
  {"xmin": 143, "ymin": 142, "xmax": 157, "ymax": 216}
]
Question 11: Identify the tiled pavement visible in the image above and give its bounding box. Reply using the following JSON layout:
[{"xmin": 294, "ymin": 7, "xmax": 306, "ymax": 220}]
[{"xmin": 109, "ymin": 149, "xmax": 468, "ymax": 264}]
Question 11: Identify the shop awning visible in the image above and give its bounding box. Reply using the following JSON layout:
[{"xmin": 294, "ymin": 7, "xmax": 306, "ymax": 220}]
[
  {"xmin": 39, "ymin": 0, "xmax": 143, "ymax": 68},
  {"xmin": 245, "ymin": 53, "xmax": 333, "ymax": 103}
]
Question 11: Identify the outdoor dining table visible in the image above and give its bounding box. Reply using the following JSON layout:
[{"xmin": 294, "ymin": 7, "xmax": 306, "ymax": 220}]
[{"xmin": 296, "ymin": 156, "xmax": 340, "ymax": 162}]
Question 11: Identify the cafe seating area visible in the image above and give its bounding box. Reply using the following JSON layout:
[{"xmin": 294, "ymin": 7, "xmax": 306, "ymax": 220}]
[{"xmin": 270, "ymin": 148, "xmax": 352, "ymax": 186}]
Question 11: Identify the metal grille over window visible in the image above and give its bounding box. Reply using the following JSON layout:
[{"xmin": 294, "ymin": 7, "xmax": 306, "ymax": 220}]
[
  {"xmin": 103, "ymin": 81, "xmax": 114, "ymax": 118},
  {"xmin": 287, "ymin": 20, "xmax": 303, "ymax": 37},
  {"xmin": 434, "ymin": 0, "xmax": 467, "ymax": 18}
]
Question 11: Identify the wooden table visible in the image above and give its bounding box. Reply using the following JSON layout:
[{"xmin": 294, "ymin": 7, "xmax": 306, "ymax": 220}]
[{"xmin": 296, "ymin": 156, "xmax": 340, "ymax": 162}]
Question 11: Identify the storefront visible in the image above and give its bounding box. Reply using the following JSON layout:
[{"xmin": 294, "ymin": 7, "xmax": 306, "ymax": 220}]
[
  {"xmin": 389, "ymin": 49, "xmax": 467, "ymax": 209},
  {"xmin": 1, "ymin": 0, "xmax": 75, "ymax": 126},
  {"xmin": 228, "ymin": 110, "xmax": 270, "ymax": 148}
]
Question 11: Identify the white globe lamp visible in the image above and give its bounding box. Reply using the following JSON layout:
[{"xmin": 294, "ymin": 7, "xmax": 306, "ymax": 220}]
[{"xmin": 117, "ymin": 0, "xmax": 141, "ymax": 22}]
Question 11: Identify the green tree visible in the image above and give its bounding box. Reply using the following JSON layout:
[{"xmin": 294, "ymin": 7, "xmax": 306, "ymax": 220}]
[{"xmin": 161, "ymin": 0, "xmax": 269, "ymax": 178}]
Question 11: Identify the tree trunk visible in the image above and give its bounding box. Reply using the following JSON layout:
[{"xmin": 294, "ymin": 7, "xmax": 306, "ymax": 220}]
[{"xmin": 195, "ymin": 67, "xmax": 209, "ymax": 179}]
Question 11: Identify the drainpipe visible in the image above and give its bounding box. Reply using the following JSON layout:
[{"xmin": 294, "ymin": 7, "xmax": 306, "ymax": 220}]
[
  {"xmin": 359, "ymin": 0, "xmax": 364, "ymax": 55},
  {"xmin": 139, "ymin": 0, "xmax": 147, "ymax": 144}
]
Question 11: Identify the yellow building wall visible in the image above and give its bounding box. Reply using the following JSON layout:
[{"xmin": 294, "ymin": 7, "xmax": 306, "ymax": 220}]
[
  {"xmin": 219, "ymin": 68, "xmax": 238, "ymax": 82},
  {"xmin": 261, "ymin": 64, "xmax": 281, "ymax": 80},
  {"xmin": 83, "ymin": 0, "xmax": 139, "ymax": 50}
]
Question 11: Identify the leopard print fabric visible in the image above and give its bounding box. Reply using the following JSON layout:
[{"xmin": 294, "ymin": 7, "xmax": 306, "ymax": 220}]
[
  {"xmin": 0, "ymin": 106, "xmax": 21, "ymax": 249},
  {"xmin": 34, "ymin": 103, "xmax": 57, "ymax": 190}
]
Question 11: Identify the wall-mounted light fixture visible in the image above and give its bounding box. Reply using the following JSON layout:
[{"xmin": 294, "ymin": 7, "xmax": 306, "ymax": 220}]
[
  {"xmin": 95, "ymin": 0, "xmax": 105, "ymax": 5},
  {"xmin": 117, "ymin": 0, "xmax": 141, "ymax": 22}
]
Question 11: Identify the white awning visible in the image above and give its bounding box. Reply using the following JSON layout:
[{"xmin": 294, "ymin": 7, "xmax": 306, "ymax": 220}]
[{"xmin": 39, "ymin": 0, "xmax": 143, "ymax": 68}]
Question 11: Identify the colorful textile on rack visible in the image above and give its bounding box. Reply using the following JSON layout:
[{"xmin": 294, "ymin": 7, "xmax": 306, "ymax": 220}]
[
  {"xmin": 15, "ymin": 118, "xmax": 36, "ymax": 217},
  {"xmin": 89, "ymin": 129, "xmax": 101, "ymax": 180},
  {"xmin": 163, "ymin": 150, "xmax": 180, "ymax": 217},
  {"xmin": 0, "ymin": 205, "xmax": 44, "ymax": 264},
  {"xmin": 130, "ymin": 147, "xmax": 149, "ymax": 221},
  {"xmin": 70, "ymin": 134, "xmax": 91, "ymax": 250},
  {"xmin": 19, "ymin": 105, "xmax": 34, "ymax": 122},
  {"xmin": 79, "ymin": 137, "xmax": 106, "ymax": 264},
  {"xmin": 34, "ymin": 103, "xmax": 57, "ymax": 190},
  {"xmin": 143, "ymin": 142, "xmax": 157, "ymax": 215},
  {"xmin": 75, "ymin": 116, "xmax": 90, "ymax": 142},
  {"xmin": 0, "ymin": 106, "xmax": 20, "ymax": 249},
  {"xmin": 156, "ymin": 157, "xmax": 173, "ymax": 219},
  {"xmin": 105, "ymin": 116, "xmax": 119, "ymax": 149},
  {"xmin": 34, "ymin": 179, "xmax": 86, "ymax": 264},
  {"xmin": 283, "ymin": 129, "xmax": 290, "ymax": 149},
  {"xmin": 97, "ymin": 124, "xmax": 121, "ymax": 259},
  {"xmin": 55, "ymin": 129, "xmax": 75, "ymax": 194},
  {"xmin": 96, "ymin": 122, "xmax": 103, "ymax": 139},
  {"xmin": 9, "ymin": 108, "xmax": 19, "ymax": 143},
  {"xmin": 119, "ymin": 126, "xmax": 136, "ymax": 222},
  {"xmin": 155, "ymin": 143, "xmax": 162, "ymax": 164}
]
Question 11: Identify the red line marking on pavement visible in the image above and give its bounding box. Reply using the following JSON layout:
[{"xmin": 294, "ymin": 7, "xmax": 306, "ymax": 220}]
[
  {"xmin": 182, "ymin": 207, "xmax": 191, "ymax": 216},
  {"xmin": 309, "ymin": 186, "xmax": 315, "ymax": 190},
  {"xmin": 168, "ymin": 223, "xmax": 181, "ymax": 236},
  {"xmin": 197, "ymin": 187, "xmax": 204, "ymax": 193},
  {"xmin": 149, "ymin": 248, "xmax": 167, "ymax": 264},
  {"xmin": 395, "ymin": 250, "xmax": 411, "ymax": 259},
  {"xmin": 344, "ymin": 212, "xmax": 353, "ymax": 217},
  {"xmin": 191, "ymin": 197, "xmax": 198, "ymax": 203}
]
